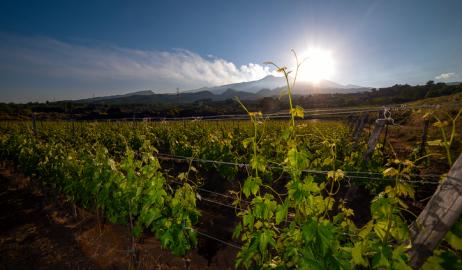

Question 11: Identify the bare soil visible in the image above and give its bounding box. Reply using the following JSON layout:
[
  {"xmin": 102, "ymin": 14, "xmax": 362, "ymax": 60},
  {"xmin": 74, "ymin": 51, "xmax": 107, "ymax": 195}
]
[{"xmin": 0, "ymin": 166, "xmax": 237, "ymax": 270}]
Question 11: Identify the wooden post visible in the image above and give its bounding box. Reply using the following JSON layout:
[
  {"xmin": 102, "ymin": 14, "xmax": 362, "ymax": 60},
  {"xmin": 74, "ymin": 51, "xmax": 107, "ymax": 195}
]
[
  {"xmin": 32, "ymin": 113, "xmax": 37, "ymax": 136},
  {"xmin": 418, "ymin": 120, "xmax": 430, "ymax": 158},
  {"xmin": 347, "ymin": 115, "xmax": 355, "ymax": 131},
  {"xmin": 363, "ymin": 119, "xmax": 390, "ymax": 161},
  {"xmin": 382, "ymin": 123, "xmax": 389, "ymax": 147},
  {"xmin": 71, "ymin": 120, "xmax": 76, "ymax": 145},
  {"xmin": 127, "ymin": 202, "xmax": 138, "ymax": 266},
  {"xmin": 366, "ymin": 117, "xmax": 372, "ymax": 137},
  {"xmin": 350, "ymin": 116, "xmax": 358, "ymax": 132},
  {"xmin": 72, "ymin": 120, "xmax": 75, "ymax": 135},
  {"xmin": 353, "ymin": 113, "xmax": 368, "ymax": 141},
  {"xmin": 351, "ymin": 116, "xmax": 360, "ymax": 138},
  {"xmin": 408, "ymin": 153, "xmax": 462, "ymax": 269}
]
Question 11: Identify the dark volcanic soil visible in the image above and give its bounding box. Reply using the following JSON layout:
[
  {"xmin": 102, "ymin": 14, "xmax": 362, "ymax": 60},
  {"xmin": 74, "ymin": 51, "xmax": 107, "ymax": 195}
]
[
  {"xmin": 0, "ymin": 166, "xmax": 237, "ymax": 270},
  {"xmin": 0, "ymin": 170, "xmax": 100, "ymax": 269}
]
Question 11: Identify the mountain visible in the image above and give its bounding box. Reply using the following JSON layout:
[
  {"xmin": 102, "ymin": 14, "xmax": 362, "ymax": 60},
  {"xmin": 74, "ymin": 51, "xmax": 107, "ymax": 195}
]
[
  {"xmin": 78, "ymin": 90, "xmax": 215, "ymax": 104},
  {"xmin": 78, "ymin": 90, "xmax": 156, "ymax": 102},
  {"xmin": 74, "ymin": 76, "xmax": 370, "ymax": 104},
  {"xmin": 187, "ymin": 75, "xmax": 369, "ymax": 95},
  {"xmin": 345, "ymin": 84, "xmax": 364, "ymax": 88},
  {"xmin": 289, "ymin": 80, "xmax": 370, "ymax": 95},
  {"xmin": 185, "ymin": 75, "xmax": 287, "ymax": 95},
  {"xmin": 447, "ymin": 82, "xmax": 462, "ymax": 86}
]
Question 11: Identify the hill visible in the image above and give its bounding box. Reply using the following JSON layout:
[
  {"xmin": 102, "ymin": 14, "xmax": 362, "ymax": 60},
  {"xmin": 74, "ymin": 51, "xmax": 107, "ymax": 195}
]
[
  {"xmin": 75, "ymin": 75, "xmax": 370, "ymax": 105},
  {"xmin": 1, "ymin": 81, "xmax": 461, "ymax": 120}
]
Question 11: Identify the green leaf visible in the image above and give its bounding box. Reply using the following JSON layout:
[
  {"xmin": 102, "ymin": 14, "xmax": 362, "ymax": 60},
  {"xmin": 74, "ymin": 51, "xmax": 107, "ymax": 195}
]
[
  {"xmin": 301, "ymin": 219, "xmax": 317, "ymax": 243},
  {"xmin": 392, "ymin": 245, "xmax": 412, "ymax": 270},
  {"xmin": 275, "ymin": 203, "xmax": 288, "ymax": 225},
  {"xmin": 258, "ymin": 230, "xmax": 275, "ymax": 254},
  {"xmin": 445, "ymin": 231, "xmax": 462, "ymax": 251},
  {"xmin": 243, "ymin": 213, "xmax": 255, "ymax": 230},
  {"xmin": 383, "ymin": 167, "xmax": 399, "ymax": 177},
  {"xmin": 422, "ymin": 253, "xmax": 445, "ymax": 270},
  {"xmin": 433, "ymin": 121, "xmax": 448, "ymax": 128},
  {"xmin": 282, "ymin": 128, "xmax": 291, "ymax": 140},
  {"xmin": 427, "ymin": 139, "xmax": 443, "ymax": 146},
  {"xmin": 233, "ymin": 223, "xmax": 242, "ymax": 239},
  {"xmin": 132, "ymin": 225, "xmax": 142, "ymax": 237},
  {"xmin": 250, "ymin": 155, "xmax": 266, "ymax": 172},
  {"xmin": 143, "ymin": 208, "xmax": 162, "ymax": 227},
  {"xmin": 373, "ymin": 220, "xmax": 389, "ymax": 241},
  {"xmin": 395, "ymin": 182, "xmax": 415, "ymax": 199},
  {"xmin": 422, "ymin": 249, "xmax": 462, "ymax": 270},
  {"xmin": 254, "ymin": 220, "xmax": 263, "ymax": 230},
  {"xmin": 372, "ymin": 245, "xmax": 391, "ymax": 269},
  {"xmin": 160, "ymin": 231, "xmax": 173, "ymax": 248},
  {"xmin": 389, "ymin": 217, "xmax": 409, "ymax": 241},
  {"xmin": 243, "ymin": 177, "xmax": 261, "ymax": 198},
  {"xmin": 285, "ymin": 147, "xmax": 308, "ymax": 169},
  {"xmin": 178, "ymin": 172, "xmax": 187, "ymax": 180},
  {"xmin": 290, "ymin": 106, "xmax": 305, "ymax": 118},
  {"xmin": 351, "ymin": 242, "xmax": 368, "ymax": 267},
  {"xmin": 317, "ymin": 222, "xmax": 334, "ymax": 256},
  {"xmin": 242, "ymin": 138, "xmax": 253, "ymax": 149}
]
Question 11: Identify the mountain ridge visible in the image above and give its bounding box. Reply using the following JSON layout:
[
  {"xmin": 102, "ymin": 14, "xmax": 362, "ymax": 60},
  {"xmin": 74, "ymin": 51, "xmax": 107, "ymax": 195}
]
[
  {"xmin": 74, "ymin": 76, "xmax": 371, "ymax": 104},
  {"xmin": 186, "ymin": 75, "xmax": 367, "ymax": 95}
]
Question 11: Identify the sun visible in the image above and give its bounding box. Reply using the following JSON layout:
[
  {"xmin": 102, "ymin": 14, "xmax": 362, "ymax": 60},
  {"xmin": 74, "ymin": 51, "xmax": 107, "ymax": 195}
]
[{"xmin": 298, "ymin": 48, "xmax": 335, "ymax": 84}]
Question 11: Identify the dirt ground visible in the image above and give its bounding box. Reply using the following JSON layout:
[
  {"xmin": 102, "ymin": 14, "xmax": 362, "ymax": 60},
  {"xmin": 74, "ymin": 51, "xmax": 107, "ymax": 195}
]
[{"xmin": 0, "ymin": 166, "xmax": 238, "ymax": 270}]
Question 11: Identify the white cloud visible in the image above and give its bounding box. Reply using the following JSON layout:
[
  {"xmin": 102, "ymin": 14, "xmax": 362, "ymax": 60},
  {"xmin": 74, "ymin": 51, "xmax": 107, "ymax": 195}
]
[
  {"xmin": 435, "ymin": 72, "xmax": 456, "ymax": 80},
  {"xmin": 0, "ymin": 34, "xmax": 277, "ymax": 95}
]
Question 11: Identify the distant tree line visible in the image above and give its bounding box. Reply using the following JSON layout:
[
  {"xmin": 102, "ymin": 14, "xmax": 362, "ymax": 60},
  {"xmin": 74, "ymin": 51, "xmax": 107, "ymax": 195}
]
[{"xmin": 1, "ymin": 81, "xmax": 461, "ymax": 120}]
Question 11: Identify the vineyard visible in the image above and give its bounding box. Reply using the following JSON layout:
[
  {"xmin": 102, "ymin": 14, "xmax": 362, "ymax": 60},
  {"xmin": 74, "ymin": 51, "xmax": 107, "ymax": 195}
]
[
  {"xmin": 1, "ymin": 0, "xmax": 462, "ymax": 267},
  {"xmin": 1, "ymin": 86, "xmax": 462, "ymax": 269}
]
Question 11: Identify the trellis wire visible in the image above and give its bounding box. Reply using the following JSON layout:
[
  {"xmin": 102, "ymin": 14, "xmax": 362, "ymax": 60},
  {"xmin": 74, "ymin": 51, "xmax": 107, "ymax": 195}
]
[
  {"xmin": 180, "ymin": 193, "xmax": 461, "ymax": 253},
  {"xmin": 184, "ymin": 226, "xmax": 242, "ymax": 250},
  {"xmin": 176, "ymin": 181, "xmax": 461, "ymax": 224},
  {"xmin": 23, "ymin": 103, "xmax": 443, "ymax": 122},
  {"xmin": 155, "ymin": 152, "xmax": 460, "ymax": 184},
  {"xmin": 198, "ymin": 196, "xmax": 246, "ymax": 212}
]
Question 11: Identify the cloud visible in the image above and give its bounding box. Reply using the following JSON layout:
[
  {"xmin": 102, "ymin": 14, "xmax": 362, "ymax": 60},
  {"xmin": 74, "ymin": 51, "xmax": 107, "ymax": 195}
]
[
  {"xmin": 0, "ymin": 34, "xmax": 277, "ymax": 100},
  {"xmin": 435, "ymin": 72, "xmax": 456, "ymax": 80}
]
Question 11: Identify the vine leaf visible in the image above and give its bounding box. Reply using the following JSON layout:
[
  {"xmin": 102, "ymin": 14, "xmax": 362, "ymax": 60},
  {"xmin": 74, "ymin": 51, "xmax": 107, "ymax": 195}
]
[
  {"xmin": 290, "ymin": 106, "xmax": 304, "ymax": 118},
  {"xmin": 351, "ymin": 242, "xmax": 368, "ymax": 267},
  {"xmin": 275, "ymin": 202, "xmax": 288, "ymax": 225}
]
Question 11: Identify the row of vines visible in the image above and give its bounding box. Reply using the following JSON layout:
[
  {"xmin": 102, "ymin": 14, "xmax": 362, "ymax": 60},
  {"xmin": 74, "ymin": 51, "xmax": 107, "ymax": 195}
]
[{"xmin": 1, "ymin": 65, "xmax": 462, "ymax": 269}]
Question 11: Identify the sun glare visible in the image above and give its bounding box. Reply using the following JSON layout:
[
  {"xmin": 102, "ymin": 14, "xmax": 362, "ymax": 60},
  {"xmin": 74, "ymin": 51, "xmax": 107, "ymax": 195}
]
[{"xmin": 298, "ymin": 48, "xmax": 335, "ymax": 84}]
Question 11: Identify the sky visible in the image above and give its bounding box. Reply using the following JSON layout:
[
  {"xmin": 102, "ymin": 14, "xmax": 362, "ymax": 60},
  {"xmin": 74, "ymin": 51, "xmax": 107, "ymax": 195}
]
[{"xmin": 1, "ymin": 0, "xmax": 462, "ymax": 103}]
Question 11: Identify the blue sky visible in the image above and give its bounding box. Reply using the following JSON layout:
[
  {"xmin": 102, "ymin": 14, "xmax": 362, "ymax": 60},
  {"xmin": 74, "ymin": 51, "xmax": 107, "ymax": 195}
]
[{"xmin": 1, "ymin": 0, "xmax": 462, "ymax": 102}]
